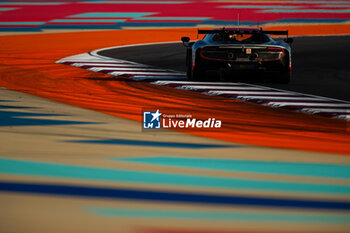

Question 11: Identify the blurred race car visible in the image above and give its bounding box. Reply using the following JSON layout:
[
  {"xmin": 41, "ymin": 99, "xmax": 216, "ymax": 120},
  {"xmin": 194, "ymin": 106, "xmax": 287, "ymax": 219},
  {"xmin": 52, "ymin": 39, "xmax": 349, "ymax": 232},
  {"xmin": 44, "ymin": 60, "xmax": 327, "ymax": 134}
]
[{"xmin": 181, "ymin": 27, "xmax": 293, "ymax": 83}]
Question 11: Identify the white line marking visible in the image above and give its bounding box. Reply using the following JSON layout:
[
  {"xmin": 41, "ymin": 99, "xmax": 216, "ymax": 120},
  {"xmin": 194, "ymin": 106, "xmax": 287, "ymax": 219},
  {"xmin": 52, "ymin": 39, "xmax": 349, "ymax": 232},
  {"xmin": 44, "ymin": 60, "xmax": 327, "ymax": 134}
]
[
  {"xmin": 71, "ymin": 63, "xmax": 147, "ymax": 67},
  {"xmin": 154, "ymin": 81, "xmax": 245, "ymax": 85},
  {"xmin": 88, "ymin": 67, "xmax": 171, "ymax": 72},
  {"xmin": 180, "ymin": 85, "xmax": 264, "ymax": 90},
  {"xmin": 236, "ymin": 96, "xmax": 324, "ymax": 101},
  {"xmin": 208, "ymin": 91, "xmax": 295, "ymax": 95},
  {"xmin": 90, "ymin": 41, "xmax": 180, "ymax": 60},
  {"xmin": 336, "ymin": 114, "xmax": 350, "ymax": 120},
  {"xmin": 109, "ymin": 71, "xmax": 186, "ymax": 76},
  {"xmin": 131, "ymin": 76, "xmax": 187, "ymax": 80},
  {"xmin": 244, "ymin": 83, "xmax": 350, "ymax": 104},
  {"xmin": 267, "ymin": 102, "xmax": 350, "ymax": 107},
  {"xmin": 301, "ymin": 108, "xmax": 350, "ymax": 113},
  {"xmin": 57, "ymin": 54, "xmax": 132, "ymax": 64}
]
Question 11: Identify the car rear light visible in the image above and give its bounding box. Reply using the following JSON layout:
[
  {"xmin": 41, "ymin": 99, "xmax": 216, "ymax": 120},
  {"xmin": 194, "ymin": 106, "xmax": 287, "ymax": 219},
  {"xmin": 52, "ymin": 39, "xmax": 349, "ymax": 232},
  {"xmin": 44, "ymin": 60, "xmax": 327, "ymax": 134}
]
[{"xmin": 267, "ymin": 47, "xmax": 282, "ymax": 50}]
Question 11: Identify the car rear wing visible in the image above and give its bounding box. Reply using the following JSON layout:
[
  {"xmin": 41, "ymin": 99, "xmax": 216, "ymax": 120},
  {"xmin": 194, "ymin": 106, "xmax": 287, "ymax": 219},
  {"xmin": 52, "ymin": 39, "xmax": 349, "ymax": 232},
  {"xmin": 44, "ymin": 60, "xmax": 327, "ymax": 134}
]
[{"xmin": 197, "ymin": 28, "xmax": 289, "ymax": 38}]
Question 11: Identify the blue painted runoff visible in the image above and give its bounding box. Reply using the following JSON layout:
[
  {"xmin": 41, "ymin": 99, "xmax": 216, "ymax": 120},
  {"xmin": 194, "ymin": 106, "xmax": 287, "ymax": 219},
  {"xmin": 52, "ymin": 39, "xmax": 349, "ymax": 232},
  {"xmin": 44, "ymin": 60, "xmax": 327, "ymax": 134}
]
[
  {"xmin": 1, "ymin": 181, "xmax": 350, "ymax": 210},
  {"xmin": 67, "ymin": 138, "xmax": 235, "ymax": 149},
  {"xmin": 0, "ymin": 158, "xmax": 350, "ymax": 195},
  {"xmin": 0, "ymin": 109, "xmax": 96, "ymax": 127}
]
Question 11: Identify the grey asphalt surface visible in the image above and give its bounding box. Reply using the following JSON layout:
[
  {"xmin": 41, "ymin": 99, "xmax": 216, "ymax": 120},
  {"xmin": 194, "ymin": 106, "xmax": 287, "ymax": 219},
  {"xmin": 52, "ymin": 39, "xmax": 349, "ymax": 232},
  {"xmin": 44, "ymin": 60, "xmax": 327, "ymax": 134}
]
[{"xmin": 98, "ymin": 36, "xmax": 350, "ymax": 101}]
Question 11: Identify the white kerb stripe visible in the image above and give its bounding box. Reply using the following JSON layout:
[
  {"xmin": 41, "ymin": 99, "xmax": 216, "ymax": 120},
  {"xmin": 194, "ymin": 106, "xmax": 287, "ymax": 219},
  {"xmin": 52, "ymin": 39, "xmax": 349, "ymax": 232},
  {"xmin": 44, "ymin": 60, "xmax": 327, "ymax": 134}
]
[
  {"xmin": 180, "ymin": 85, "xmax": 264, "ymax": 90},
  {"xmin": 71, "ymin": 63, "xmax": 148, "ymax": 67},
  {"xmin": 208, "ymin": 91, "xmax": 295, "ymax": 95},
  {"xmin": 236, "ymin": 96, "xmax": 323, "ymax": 101},
  {"xmin": 301, "ymin": 108, "xmax": 350, "ymax": 113},
  {"xmin": 88, "ymin": 67, "xmax": 173, "ymax": 72},
  {"xmin": 267, "ymin": 102, "xmax": 350, "ymax": 107},
  {"xmin": 109, "ymin": 71, "xmax": 186, "ymax": 76},
  {"xmin": 131, "ymin": 76, "xmax": 187, "ymax": 80},
  {"xmin": 154, "ymin": 81, "xmax": 244, "ymax": 85},
  {"xmin": 336, "ymin": 114, "xmax": 350, "ymax": 120},
  {"xmin": 59, "ymin": 59, "xmax": 132, "ymax": 64}
]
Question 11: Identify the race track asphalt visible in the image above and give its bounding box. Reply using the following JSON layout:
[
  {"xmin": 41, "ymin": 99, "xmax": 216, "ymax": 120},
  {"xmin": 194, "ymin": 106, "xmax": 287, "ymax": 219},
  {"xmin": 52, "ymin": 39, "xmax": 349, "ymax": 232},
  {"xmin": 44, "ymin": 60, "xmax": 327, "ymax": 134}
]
[{"xmin": 99, "ymin": 36, "xmax": 350, "ymax": 101}]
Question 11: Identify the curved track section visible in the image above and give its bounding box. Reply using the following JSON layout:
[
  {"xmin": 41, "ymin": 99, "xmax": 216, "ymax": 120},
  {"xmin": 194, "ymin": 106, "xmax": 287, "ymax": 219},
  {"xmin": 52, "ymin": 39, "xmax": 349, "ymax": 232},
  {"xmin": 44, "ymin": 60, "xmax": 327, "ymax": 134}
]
[
  {"xmin": 58, "ymin": 37, "xmax": 350, "ymax": 121},
  {"xmin": 98, "ymin": 36, "xmax": 350, "ymax": 101}
]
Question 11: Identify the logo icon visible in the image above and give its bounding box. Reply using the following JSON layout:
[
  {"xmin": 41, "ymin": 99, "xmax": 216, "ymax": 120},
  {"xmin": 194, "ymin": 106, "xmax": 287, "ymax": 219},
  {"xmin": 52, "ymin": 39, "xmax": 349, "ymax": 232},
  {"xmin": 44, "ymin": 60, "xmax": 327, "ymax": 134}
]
[{"xmin": 143, "ymin": 109, "xmax": 162, "ymax": 129}]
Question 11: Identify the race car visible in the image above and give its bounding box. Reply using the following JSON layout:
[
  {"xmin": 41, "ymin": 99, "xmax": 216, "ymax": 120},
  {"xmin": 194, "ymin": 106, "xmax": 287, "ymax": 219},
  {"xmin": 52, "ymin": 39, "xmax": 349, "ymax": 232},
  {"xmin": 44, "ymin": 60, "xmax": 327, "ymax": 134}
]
[{"xmin": 181, "ymin": 27, "xmax": 293, "ymax": 83}]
